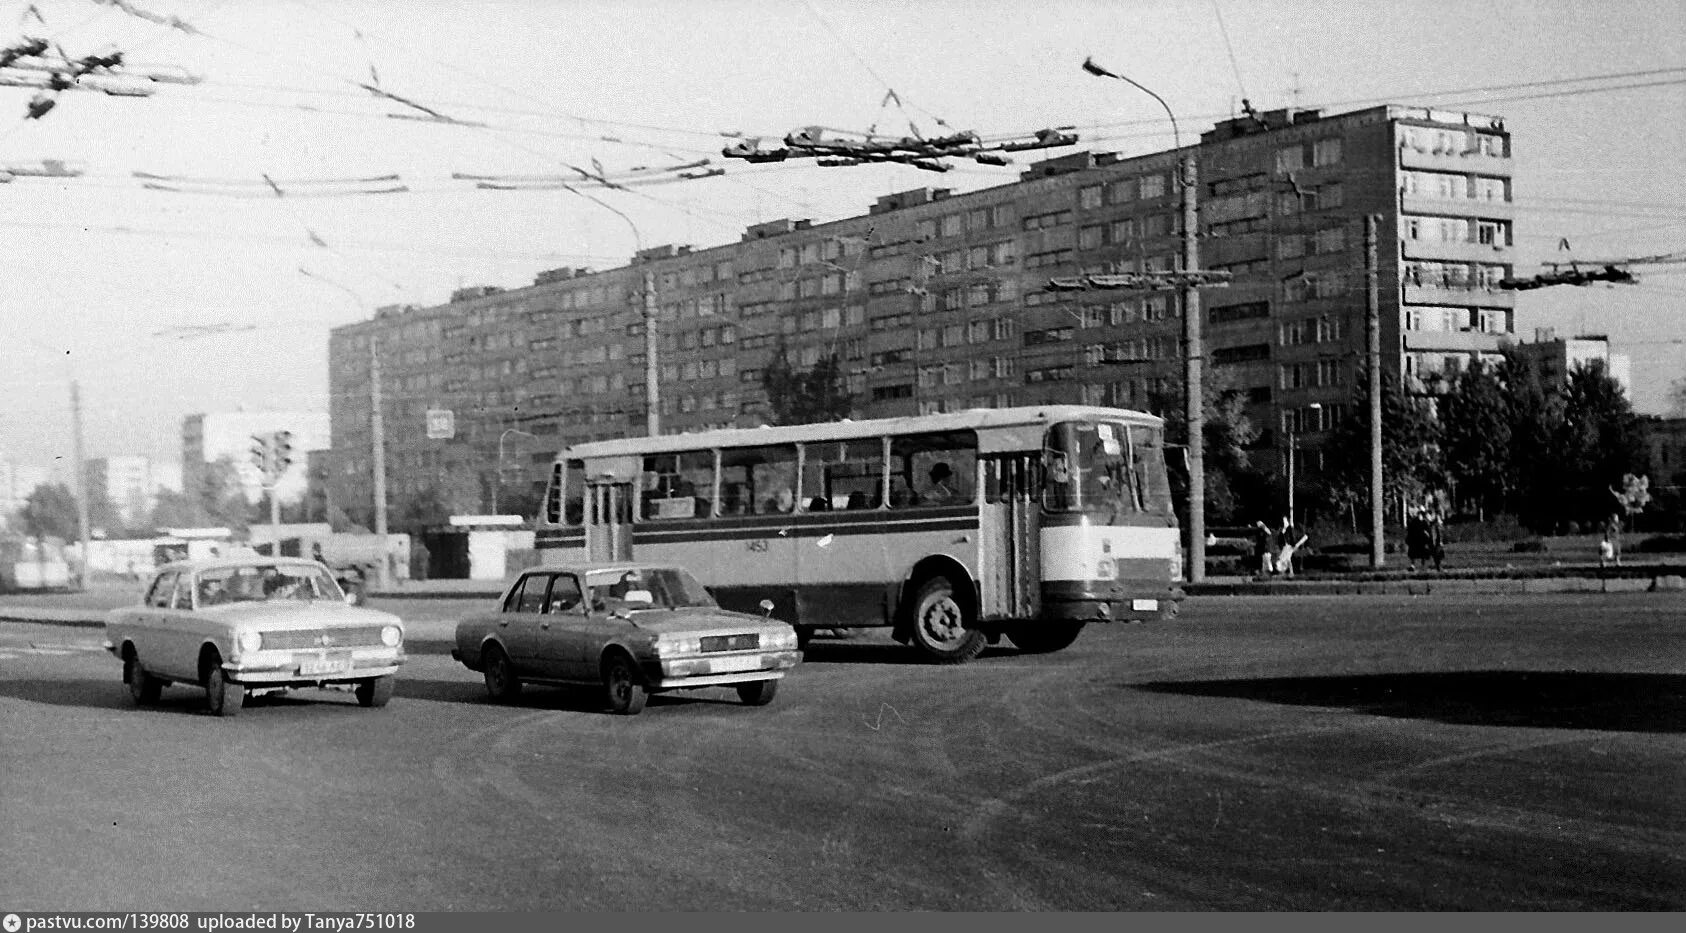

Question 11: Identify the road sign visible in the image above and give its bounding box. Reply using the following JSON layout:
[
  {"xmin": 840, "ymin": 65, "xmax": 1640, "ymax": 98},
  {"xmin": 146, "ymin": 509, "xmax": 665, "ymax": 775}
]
[{"xmin": 425, "ymin": 408, "xmax": 455, "ymax": 440}]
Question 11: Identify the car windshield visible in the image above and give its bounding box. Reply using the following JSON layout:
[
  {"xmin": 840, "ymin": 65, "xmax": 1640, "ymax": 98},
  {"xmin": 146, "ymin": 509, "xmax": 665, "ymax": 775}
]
[
  {"xmin": 195, "ymin": 564, "xmax": 343, "ymax": 606},
  {"xmin": 585, "ymin": 567, "xmax": 717, "ymax": 611}
]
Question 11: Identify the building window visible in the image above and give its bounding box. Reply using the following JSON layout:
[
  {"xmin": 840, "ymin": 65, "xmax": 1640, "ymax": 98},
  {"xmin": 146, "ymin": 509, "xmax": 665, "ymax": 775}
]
[
  {"xmin": 1139, "ymin": 174, "xmax": 1166, "ymax": 200},
  {"xmin": 1312, "ymin": 137, "xmax": 1342, "ymax": 166},
  {"xmin": 1079, "ymin": 185, "xmax": 1104, "ymax": 210}
]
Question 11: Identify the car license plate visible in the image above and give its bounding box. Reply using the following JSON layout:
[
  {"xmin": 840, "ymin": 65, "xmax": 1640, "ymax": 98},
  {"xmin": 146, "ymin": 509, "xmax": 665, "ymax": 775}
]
[
  {"xmin": 1131, "ymin": 598, "xmax": 1159, "ymax": 612},
  {"xmin": 298, "ymin": 652, "xmax": 351, "ymax": 676},
  {"xmin": 708, "ymin": 654, "xmax": 763, "ymax": 674}
]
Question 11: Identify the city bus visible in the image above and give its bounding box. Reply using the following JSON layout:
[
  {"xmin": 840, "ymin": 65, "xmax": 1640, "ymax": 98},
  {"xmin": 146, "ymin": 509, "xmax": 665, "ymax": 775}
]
[{"xmin": 535, "ymin": 406, "xmax": 1183, "ymax": 662}]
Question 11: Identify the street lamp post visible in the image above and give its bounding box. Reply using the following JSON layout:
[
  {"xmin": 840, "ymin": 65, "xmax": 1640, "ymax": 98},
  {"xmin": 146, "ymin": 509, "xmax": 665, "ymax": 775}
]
[
  {"xmin": 493, "ymin": 427, "xmax": 537, "ymax": 516},
  {"xmin": 1286, "ymin": 402, "xmax": 1321, "ymax": 525},
  {"xmin": 1083, "ymin": 56, "xmax": 1205, "ymax": 582}
]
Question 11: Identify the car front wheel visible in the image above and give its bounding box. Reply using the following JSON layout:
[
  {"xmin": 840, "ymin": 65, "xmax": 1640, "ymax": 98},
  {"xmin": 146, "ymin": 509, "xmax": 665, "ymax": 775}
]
[
  {"xmin": 603, "ymin": 654, "xmax": 647, "ymax": 715},
  {"xmin": 125, "ymin": 652, "xmax": 163, "ymax": 705},
  {"xmin": 735, "ymin": 679, "xmax": 778, "ymax": 706},
  {"xmin": 482, "ymin": 645, "xmax": 522, "ymax": 702},
  {"xmin": 355, "ymin": 675, "xmax": 395, "ymax": 708},
  {"xmin": 205, "ymin": 660, "xmax": 243, "ymax": 718}
]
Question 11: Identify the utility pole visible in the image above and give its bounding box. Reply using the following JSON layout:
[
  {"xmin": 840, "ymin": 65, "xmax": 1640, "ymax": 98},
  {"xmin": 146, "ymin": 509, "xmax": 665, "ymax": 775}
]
[
  {"xmin": 1365, "ymin": 214, "xmax": 1385, "ymax": 568},
  {"xmin": 370, "ymin": 336, "xmax": 391, "ymax": 589},
  {"xmin": 1180, "ymin": 151, "xmax": 1205, "ymax": 583},
  {"xmin": 643, "ymin": 266, "xmax": 660, "ymax": 436},
  {"xmin": 70, "ymin": 380, "xmax": 91, "ymax": 591}
]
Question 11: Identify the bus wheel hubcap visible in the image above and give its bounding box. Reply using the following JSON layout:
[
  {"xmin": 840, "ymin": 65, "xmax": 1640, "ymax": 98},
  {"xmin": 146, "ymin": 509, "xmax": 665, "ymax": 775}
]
[{"xmin": 921, "ymin": 598, "xmax": 964, "ymax": 644}]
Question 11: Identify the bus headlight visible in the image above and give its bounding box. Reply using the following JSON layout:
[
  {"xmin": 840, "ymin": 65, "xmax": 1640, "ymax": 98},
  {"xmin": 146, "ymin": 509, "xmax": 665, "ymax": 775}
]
[
  {"xmin": 1095, "ymin": 557, "xmax": 1117, "ymax": 580},
  {"xmin": 381, "ymin": 625, "xmax": 402, "ymax": 647}
]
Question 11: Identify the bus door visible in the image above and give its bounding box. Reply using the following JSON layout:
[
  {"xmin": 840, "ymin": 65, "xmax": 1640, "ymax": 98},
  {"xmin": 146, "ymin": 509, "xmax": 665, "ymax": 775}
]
[
  {"xmin": 979, "ymin": 454, "xmax": 1040, "ymax": 620},
  {"xmin": 585, "ymin": 482, "xmax": 634, "ymax": 561}
]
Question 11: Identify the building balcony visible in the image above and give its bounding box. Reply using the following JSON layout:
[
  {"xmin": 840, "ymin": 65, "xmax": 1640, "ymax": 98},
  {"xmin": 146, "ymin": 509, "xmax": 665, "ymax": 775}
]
[
  {"xmin": 1402, "ymin": 283, "xmax": 1516, "ymax": 309},
  {"xmin": 1400, "ymin": 193, "xmax": 1514, "ymax": 220},
  {"xmin": 1402, "ymin": 329, "xmax": 1511, "ymax": 354},
  {"xmin": 1401, "ymin": 239, "xmax": 1515, "ymax": 265},
  {"xmin": 1398, "ymin": 145, "xmax": 1512, "ymax": 177}
]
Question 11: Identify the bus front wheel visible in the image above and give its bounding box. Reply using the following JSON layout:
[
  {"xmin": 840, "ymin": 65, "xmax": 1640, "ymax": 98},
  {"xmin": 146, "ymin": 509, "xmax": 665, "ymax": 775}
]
[
  {"xmin": 906, "ymin": 575, "xmax": 986, "ymax": 664},
  {"xmin": 1006, "ymin": 621, "xmax": 1085, "ymax": 654}
]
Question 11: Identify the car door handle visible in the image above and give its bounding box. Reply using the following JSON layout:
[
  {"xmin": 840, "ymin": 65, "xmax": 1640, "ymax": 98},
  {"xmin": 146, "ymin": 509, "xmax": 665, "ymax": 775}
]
[{"xmin": 498, "ymin": 620, "xmax": 509, "ymax": 627}]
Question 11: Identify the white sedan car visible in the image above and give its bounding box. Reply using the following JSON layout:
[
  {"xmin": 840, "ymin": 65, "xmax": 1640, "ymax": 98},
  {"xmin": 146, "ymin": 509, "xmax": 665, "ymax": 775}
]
[{"xmin": 104, "ymin": 557, "xmax": 406, "ymax": 717}]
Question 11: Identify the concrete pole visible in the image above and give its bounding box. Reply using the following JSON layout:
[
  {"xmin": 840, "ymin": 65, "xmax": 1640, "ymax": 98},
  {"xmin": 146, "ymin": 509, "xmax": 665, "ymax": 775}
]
[
  {"xmin": 70, "ymin": 380, "xmax": 91, "ymax": 591},
  {"xmin": 370, "ymin": 336, "xmax": 391, "ymax": 589},
  {"xmin": 1181, "ymin": 152, "xmax": 1205, "ymax": 583},
  {"xmin": 1366, "ymin": 214, "xmax": 1385, "ymax": 568}
]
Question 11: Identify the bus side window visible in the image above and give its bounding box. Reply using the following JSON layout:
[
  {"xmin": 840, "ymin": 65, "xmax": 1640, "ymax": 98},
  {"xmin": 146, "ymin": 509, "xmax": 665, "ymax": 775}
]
[{"xmin": 890, "ymin": 431, "xmax": 978, "ymax": 508}]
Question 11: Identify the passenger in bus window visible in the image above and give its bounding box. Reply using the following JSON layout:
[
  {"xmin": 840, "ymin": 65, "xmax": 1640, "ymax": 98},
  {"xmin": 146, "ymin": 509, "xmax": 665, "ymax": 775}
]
[
  {"xmin": 766, "ymin": 487, "xmax": 796, "ymax": 513},
  {"xmin": 924, "ymin": 462, "xmax": 957, "ymax": 503}
]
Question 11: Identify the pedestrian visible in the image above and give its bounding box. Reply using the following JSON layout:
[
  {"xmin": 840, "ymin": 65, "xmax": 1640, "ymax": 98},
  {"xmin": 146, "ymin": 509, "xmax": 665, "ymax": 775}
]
[
  {"xmin": 1251, "ymin": 521, "xmax": 1275, "ymax": 578},
  {"xmin": 1604, "ymin": 512, "xmax": 1623, "ymax": 567},
  {"xmin": 1277, "ymin": 516, "xmax": 1308, "ymax": 578},
  {"xmin": 1405, "ymin": 509, "xmax": 1427, "ymax": 571},
  {"xmin": 1426, "ymin": 511, "xmax": 1445, "ymax": 571}
]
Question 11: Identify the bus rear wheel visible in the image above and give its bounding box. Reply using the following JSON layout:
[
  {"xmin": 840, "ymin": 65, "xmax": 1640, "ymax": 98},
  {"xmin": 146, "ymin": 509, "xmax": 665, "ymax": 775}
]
[
  {"xmin": 1006, "ymin": 621, "xmax": 1085, "ymax": 654},
  {"xmin": 906, "ymin": 575, "xmax": 985, "ymax": 664}
]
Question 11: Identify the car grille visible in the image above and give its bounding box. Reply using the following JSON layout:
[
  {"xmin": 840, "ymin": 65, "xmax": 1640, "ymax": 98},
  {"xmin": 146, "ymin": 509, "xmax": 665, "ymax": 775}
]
[
  {"xmin": 700, "ymin": 633, "xmax": 759, "ymax": 653},
  {"xmin": 260, "ymin": 628, "xmax": 386, "ymax": 650}
]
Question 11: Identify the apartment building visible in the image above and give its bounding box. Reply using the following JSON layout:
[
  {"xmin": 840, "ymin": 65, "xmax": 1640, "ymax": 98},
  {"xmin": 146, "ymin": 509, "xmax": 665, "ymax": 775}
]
[{"xmin": 328, "ymin": 103, "xmax": 1517, "ymax": 524}]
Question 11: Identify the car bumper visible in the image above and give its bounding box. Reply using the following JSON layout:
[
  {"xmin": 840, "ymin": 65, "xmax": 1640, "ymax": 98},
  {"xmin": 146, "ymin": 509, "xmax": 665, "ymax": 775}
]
[
  {"xmin": 223, "ymin": 648, "xmax": 405, "ymax": 685},
  {"xmin": 642, "ymin": 649, "xmax": 801, "ymax": 689}
]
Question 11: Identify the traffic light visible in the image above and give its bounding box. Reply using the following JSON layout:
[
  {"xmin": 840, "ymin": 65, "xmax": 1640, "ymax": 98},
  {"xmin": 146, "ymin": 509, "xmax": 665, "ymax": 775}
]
[
  {"xmin": 250, "ymin": 434, "xmax": 273, "ymax": 475},
  {"xmin": 272, "ymin": 430, "xmax": 294, "ymax": 474}
]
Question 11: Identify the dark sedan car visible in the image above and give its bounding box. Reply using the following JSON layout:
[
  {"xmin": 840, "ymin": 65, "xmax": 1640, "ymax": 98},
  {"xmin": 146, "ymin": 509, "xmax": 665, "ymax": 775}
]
[{"xmin": 452, "ymin": 563, "xmax": 801, "ymax": 714}]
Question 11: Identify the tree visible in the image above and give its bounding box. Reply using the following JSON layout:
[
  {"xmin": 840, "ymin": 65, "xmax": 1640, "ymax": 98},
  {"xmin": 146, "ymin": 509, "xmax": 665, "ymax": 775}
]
[
  {"xmin": 1317, "ymin": 372, "xmax": 1442, "ymax": 528},
  {"xmin": 393, "ymin": 484, "xmax": 450, "ymax": 538},
  {"xmin": 760, "ymin": 346, "xmax": 853, "ymax": 425},
  {"xmin": 21, "ymin": 482, "xmax": 79, "ymax": 541},
  {"xmin": 1439, "ymin": 361, "xmax": 1512, "ymax": 518},
  {"xmin": 196, "ymin": 456, "xmax": 250, "ymax": 537},
  {"xmin": 1560, "ymin": 359, "xmax": 1648, "ymax": 525},
  {"xmin": 1160, "ymin": 370, "xmax": 1263, "ymax": 524},
  {"xmin": 146, "ymin": 488, "xmax": 200, "ymax": 530}
]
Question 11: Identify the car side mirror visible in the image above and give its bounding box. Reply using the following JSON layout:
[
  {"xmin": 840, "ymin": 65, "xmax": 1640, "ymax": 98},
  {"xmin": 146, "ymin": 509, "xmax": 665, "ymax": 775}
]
[{"xmin": 759, "ymin": 598, "xmax": 775, "ymax": 616}]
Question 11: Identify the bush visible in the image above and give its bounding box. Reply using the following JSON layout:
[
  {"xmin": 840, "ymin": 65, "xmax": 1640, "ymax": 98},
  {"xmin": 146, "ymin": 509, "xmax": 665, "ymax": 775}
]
[{"xmin": 1633, "ymin": 534, "xmax": 1686, "ymax": 554}]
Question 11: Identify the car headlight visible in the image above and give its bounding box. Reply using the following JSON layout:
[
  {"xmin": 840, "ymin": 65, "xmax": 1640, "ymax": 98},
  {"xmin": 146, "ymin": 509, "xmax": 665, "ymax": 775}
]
[
  {"xmin": 652, "ymin": 635, "xmax": 699, "ymax": 658},
  {"xmin": 381, "ymin": 625, "xmax": 402, "ymax": 647},
  {"xmin": 768, "ymin": 628, "xmax": 798, "ymax": 650},
  {"xmin": 237, "ymin": 631, "xmax": 263, "ymax": 653}
]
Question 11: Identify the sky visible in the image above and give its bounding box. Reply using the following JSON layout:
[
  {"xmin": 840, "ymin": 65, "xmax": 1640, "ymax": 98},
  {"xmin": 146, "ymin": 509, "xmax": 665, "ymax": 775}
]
[{"xmin": 1, "ymin": 0, "xmax": 1683, "ymax": 481}]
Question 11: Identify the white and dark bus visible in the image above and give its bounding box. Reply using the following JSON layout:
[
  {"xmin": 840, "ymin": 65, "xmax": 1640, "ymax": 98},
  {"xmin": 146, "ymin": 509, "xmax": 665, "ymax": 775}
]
[{"xmin": 535, "ymin": 406, "xmax": 1183, "ymax": 662}]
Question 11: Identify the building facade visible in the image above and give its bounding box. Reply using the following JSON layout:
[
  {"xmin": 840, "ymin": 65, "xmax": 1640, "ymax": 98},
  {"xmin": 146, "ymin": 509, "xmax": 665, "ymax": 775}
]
[
  {"xmin": 328, "ymin": 103, "xmax": 1518, "ymax": 524},
  {"xmin": 84, "ymin": 455, "xmax": 182, "ymax": 527},
  {"xmin": 1513, "ymin": 330, "xmax": 1632, "ymax": 395}
]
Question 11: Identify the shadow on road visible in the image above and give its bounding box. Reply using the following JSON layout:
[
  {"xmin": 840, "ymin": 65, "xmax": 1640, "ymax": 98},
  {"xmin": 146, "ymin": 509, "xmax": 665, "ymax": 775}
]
[
  {"xmin": 393, "ymin": 675, "xmax": 776, "ymax": 714},
  {"xmin": 1136, "ymin": 670, "xmax": 1686, "ymax": 734}
]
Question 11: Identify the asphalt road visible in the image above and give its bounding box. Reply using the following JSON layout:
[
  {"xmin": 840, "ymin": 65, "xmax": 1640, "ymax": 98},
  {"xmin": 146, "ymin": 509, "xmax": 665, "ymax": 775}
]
[{"xmin": 1, "ymin": 592, "xmax": 1682, "ymax": 910}]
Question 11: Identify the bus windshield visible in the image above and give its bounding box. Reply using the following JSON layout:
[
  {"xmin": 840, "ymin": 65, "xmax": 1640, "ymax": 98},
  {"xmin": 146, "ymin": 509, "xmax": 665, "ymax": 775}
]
[{"xmin": 1042, "ymin": 420, "xmax": 1166, "ymax": 516}]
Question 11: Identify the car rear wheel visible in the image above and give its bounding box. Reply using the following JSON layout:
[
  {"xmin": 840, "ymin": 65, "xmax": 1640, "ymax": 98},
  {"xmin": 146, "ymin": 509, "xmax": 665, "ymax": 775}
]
[
  {"xmin": 355, "ymin": 675, "xmax": 395, "ymax": 708},
  {"xmin": 603, "ymin": 654, "xmax": 647, "ymax": 715},
  {"xmin": 482, "ymin": 645, "xmax": 522, "ymax": 702},
  {"xmin": 735, "ymin": 679, "xmax": 778, "ymax": 706},
  {"xmin": 204, "ymin": 657, "xmax": 243, "ymax": 718},
  {"xmin": 125, "ymin": 651, "xmax": 162, "ymax": 705},
  {"xmin": 1006, "ymin": 621, "xmax": 1085, "ymax": 654},
  {"xmin": 906, "ymin": 574, "xmax": 986, "ymax": 664}
]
